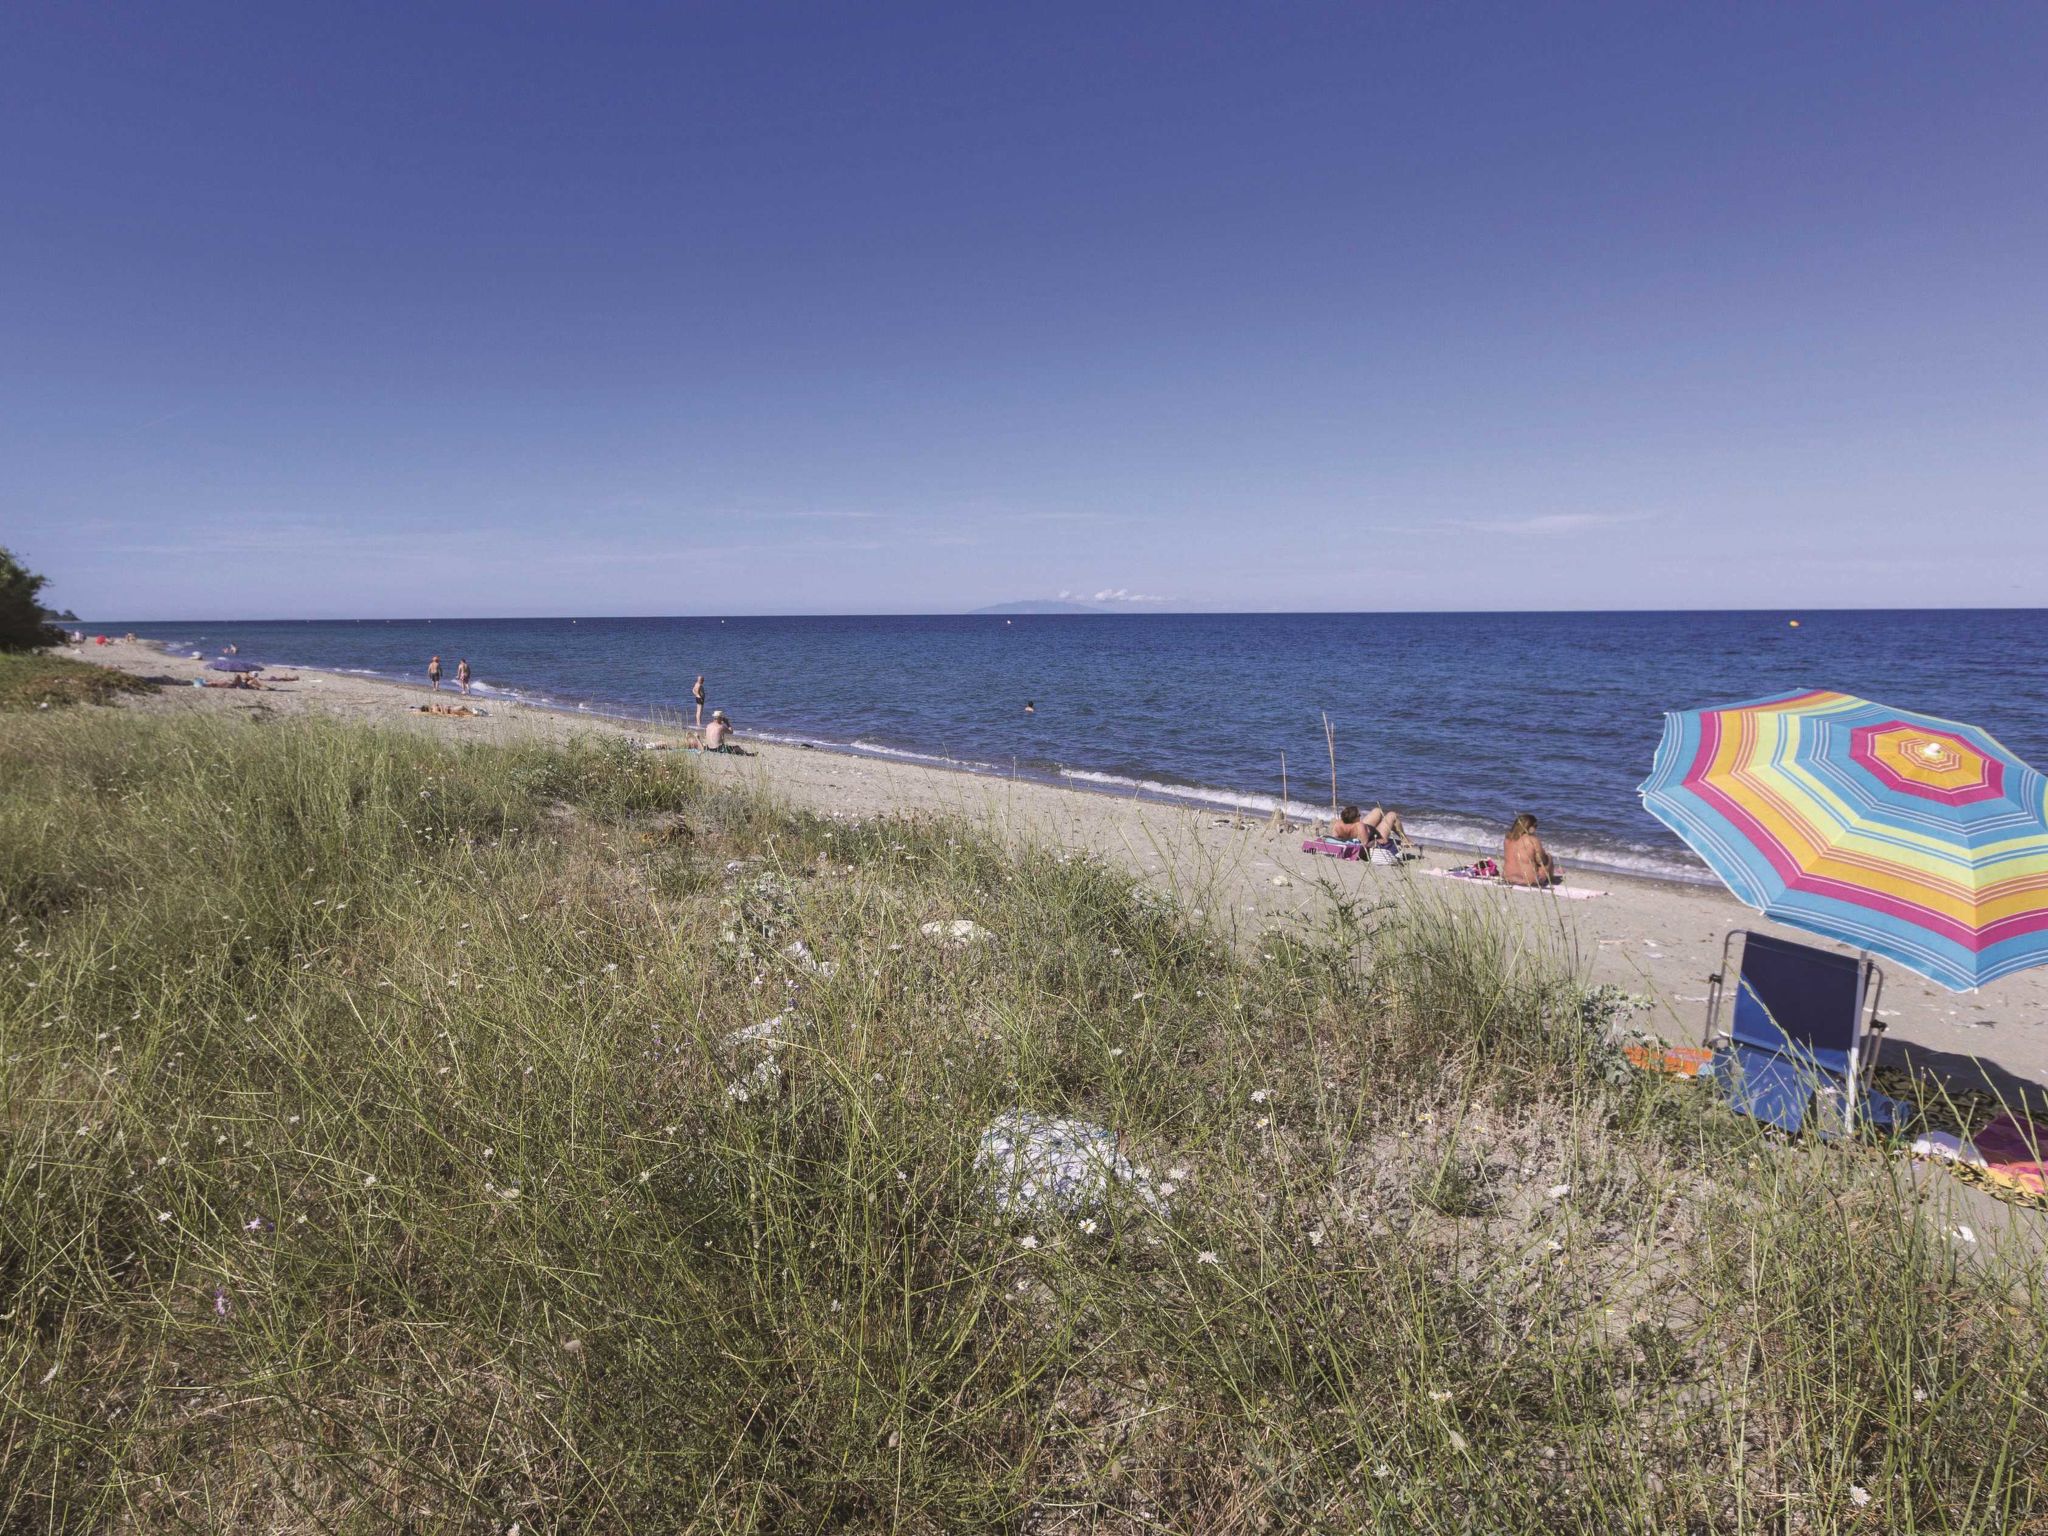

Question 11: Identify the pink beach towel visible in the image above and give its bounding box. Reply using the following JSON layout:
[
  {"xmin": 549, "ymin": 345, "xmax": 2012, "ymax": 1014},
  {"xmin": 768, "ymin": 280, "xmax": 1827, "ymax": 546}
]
[
  {"xmin": 1972, "ymin": 1113, "xmax": 2048, "ymax": 1198},
  {"xmin": 1418, "ymin": 868, "xmax": 1607, "ymax": 900},
  {"xmin": 1302, "ymin": 838, "xmax": 1365, "ymax": 861}
]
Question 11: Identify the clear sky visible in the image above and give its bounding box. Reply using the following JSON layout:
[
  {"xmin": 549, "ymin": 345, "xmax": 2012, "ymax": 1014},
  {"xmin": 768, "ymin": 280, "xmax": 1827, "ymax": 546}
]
[{"xmin": 5, "ymin": 4, "xmax": 2045, "ymax": 618}]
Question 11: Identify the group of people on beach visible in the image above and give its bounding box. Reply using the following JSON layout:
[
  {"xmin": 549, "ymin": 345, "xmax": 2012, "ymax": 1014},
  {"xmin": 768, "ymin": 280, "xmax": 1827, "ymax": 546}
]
[
  {"xmin": 1326, "ymin": 803, "xmax": 1560, "ymax": 884},
  {"xmin": 423, "ymin": 657, "xmax": 745, "ymax": 752},
  {"xmin": 426, "ymin": 655, "xmax": 474, "ymax": 695}
]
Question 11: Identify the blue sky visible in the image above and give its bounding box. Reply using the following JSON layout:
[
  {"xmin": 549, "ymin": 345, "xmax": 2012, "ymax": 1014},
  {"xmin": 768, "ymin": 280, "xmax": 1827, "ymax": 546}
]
[{"xmin": 5, "ymin": 4, "xmax": 2045, "ymax": 618}]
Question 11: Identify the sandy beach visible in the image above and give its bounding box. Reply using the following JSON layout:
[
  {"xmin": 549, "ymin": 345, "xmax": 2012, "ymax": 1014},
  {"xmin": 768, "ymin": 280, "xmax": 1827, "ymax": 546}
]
[{"xmin": 76, "ymin": 638, "xmax": 2048, "ymax": 1101}]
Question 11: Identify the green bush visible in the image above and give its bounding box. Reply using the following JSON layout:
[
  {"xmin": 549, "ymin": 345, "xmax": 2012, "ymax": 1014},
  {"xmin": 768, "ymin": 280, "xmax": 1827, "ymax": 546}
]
[{"xmin": 3, "ymin": 712, "xmax": 2043, "ymax": 1531}]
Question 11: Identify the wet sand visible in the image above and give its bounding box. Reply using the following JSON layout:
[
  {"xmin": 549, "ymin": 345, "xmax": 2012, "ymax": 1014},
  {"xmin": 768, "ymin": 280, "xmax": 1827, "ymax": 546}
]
[{"xmin": 70, "ymin": 638, "xmax": 2048, "ymax": 1100}]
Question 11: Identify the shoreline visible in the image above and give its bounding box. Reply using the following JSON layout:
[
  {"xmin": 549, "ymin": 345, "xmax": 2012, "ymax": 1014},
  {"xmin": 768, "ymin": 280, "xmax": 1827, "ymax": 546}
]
[
  {"xmin": 58, "ymin": 638, "xmax": 2048, "ymax": 1100},
  {"xmin": 129, "ymin": 637, "xmax": 1716, "ymax": 889}
]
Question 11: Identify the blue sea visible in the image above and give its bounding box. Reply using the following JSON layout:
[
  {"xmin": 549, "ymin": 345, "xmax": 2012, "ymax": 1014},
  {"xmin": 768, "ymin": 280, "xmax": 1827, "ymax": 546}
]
[{"xmin": 106, "ymin": 612, "xmax": 2048, "ymax": 883}]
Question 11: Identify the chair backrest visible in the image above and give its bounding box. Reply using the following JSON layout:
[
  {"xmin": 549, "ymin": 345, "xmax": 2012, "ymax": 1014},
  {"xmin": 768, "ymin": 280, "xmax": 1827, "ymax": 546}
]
[{"xmin": 1728, "ymin": 932, "xmax": 1866, "ymax": 1079}]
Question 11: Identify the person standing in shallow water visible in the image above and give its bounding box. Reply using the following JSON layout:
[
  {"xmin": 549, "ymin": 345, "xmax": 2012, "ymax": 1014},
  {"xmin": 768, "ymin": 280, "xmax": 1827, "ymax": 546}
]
[
  {"xmin": 427, "ymin": 655, "xmax": 443, "ymax": 691},
  {"xmin": 456, "ymin": 659, "xmax": 472, "ymax": 696},
  {"xmin": 692, "ymin": 675, "xmax": 706, "ymax": 728}
]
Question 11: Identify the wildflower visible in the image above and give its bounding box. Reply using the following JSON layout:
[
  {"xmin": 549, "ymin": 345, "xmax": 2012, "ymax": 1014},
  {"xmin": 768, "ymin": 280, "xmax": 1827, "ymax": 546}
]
[
  {"xmin": 1019, "ymin": 1235, "xmax": 1039, "ymax": 1250},
  {"xmin": 244, "ymin": 1217, "xmax": 266, "ymax": 1232},
  {"xmin": 1169, "ymin": 1167, "xmax": 1188, "ymax": 1181},
  {"xmin": 1849, "ymin": 1486, "xmax": 1871, "ymax": 1507},
  {"xmin": 1250, "ymin": 1089, "xmax": 1271, "ymax": 1104},
  {"xmin": 1132, "ymin": 991, "xmax": 1145, "ymax": 1002},
  {"xmin": 1448, "ymin": 1430, "xmax": 1469, "ymax": 1453},
  {"xmin": 829, "ymin": 1299, "xmax": 842, "ymax": 1312},
  {"xmin": 1196, "ymin": 1250, "xmax": 1219, "ymax": 1265},
  {"xmin": 1157, "ymin": 1182, "xmax": 1176, "ymax": 1198},
  {"xmin": 1545, "ymin": 1239, "xmax": 1564, "ymax": 1254},
  {"xmin": 1429, "ymin": 1390, "xmax": 1452, "ymax": 1402},
  {"xmin": 1109, "ymin": 1047, "xmax": 1125, "ymax": 1058},
  {"xmin": 156, "ymin": 1211, "xmax": 173, "ymax": 1223},
  {"xmin": 244, "ymin": 1014, "xmax": 257, "ymax": 1023},
  {"xmin": 604, "ymin": 963, "xmax": 618, "ymax": 973},
  {"xmin": 213, "ymin": 1288, "xmax": 229, "ymax": 1317},
  {"xmin": 1546, "ymin": 1183, "xmax": 1571, "ymax": 1200},
  {"xmin": 40, "ymin": 1364, "xmax": 58, "ymax": 1385},
  {"xmin": 1952, "ymin": 1224, "xmax": 1977, "ymax": 1244},
  {"xmin": 1078, "ymin": 1219, "xmax": 1098, "ymax": 1235},
  {"xmin": 1307, "ymin": 1228, "xmax": 1326, "ymax": 1248},
  {"xmin": 1913, "ymin": 1388, "xmax": 1928, "ymax": 1403},
  {"xmin": 363, "ymin": 1174, "xmax": 377, "ymax": 1187},
  {"xmin": 288, "ymin": 1115, "xmax": 300, "ymax": 1125},
  {"xmin": 638, "ymin": 1170, "xmax": 652, "ymax": 1183},
  {"xmin": 1372, "ymin": 1463, "xmax": 1391, "ymax": 1480}
]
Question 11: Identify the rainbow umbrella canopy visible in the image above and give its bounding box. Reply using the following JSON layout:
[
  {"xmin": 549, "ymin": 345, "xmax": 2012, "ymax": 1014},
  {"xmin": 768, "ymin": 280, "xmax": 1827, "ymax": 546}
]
[{"xmin": 1638, "ymin": 689, "xmax": 2048, "ymax": 991}]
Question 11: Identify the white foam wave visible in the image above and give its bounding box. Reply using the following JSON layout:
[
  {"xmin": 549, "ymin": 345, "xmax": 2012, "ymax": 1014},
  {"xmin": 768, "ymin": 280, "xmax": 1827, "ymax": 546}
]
[
  {"xmin": 845, "ymin": 739, "xmax": 1002, "ymax": 773},
  {"xmin": 1056, "ymin": 768, "xmax": 1329, "ymax": 821}
]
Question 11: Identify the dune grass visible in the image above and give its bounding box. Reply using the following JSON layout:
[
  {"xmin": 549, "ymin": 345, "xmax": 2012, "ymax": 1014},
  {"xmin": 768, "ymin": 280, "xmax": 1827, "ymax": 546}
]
[
  {"xmin": 3, "ymin": 710, "xmax": 2044, "ymax": 1532},
  {"xmin": 0, "ymin": 651, "xmax": 159, "ymax": 711}
]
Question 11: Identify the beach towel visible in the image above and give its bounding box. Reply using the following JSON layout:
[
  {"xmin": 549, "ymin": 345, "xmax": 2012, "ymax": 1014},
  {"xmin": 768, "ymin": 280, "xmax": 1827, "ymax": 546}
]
[
  {"xmin": 1972, "ymin": 1112, "xmax": 2048, "ymax": 1197},
  {"xmin": 1623, "ymin": 1043, "xmax": 1716, "ymax": 1077},
  {"xmin": 1302, "ymin": 837, "xmax": 1365, "ymax": 861},
  {"xmin": 1419, "ymin": 868, "xmax": 1607, "ymax": 900}
]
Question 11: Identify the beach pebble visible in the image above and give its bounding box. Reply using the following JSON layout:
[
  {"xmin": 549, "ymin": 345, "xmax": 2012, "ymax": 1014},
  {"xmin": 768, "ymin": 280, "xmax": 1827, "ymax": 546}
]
[
  {"xmin": 1269, "ymin": 874, "xmax": 1292, "ymax": 887},
  {"xmin": 920, "ymin": 919, "xmax": 992, "ymax": 946},
  {"xmin": 976, "ymin": 1110, "xmax": 1170, "ymax": 1217}
]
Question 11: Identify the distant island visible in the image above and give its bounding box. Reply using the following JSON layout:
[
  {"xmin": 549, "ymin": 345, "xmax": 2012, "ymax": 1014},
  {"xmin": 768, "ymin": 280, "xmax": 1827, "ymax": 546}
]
[{"xmin": 969, "ymin": 600, "xmax": 1103, "ymax": 615}]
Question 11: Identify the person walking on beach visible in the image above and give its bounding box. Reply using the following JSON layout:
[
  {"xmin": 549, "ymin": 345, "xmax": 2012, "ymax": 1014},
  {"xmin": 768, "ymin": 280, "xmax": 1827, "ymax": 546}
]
[
  {"xmin": 692, "ymin": 674, "xmax": 706, "ymax": 728},
  {"xmin": 1502, "ymin": 813, "xmax": 1559, "ymax": 886},
  {"xmin": 427, "ymin": 655, "xmax": 443, "ymax": 691},
  {"xmin": 456, "ymin": 658, "xmax": 472, "ymax": 696}
]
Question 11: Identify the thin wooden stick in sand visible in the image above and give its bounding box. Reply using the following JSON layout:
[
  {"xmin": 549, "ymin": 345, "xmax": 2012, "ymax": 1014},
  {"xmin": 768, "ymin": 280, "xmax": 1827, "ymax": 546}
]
[
  {"xmin": 1326, "ymin": 715, "xmax": 1338, "ymax": 817},
  {"xmin": 1269, "ymin": 752, "xmax": 1290, "ymax": 835}
]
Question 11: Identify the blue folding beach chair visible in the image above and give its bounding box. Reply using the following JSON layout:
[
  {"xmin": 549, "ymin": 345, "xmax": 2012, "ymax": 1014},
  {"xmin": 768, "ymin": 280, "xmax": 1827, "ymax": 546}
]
[{"xmin": 1704, "ymin": 930, "xmax": 1909, "ymax": 1137}]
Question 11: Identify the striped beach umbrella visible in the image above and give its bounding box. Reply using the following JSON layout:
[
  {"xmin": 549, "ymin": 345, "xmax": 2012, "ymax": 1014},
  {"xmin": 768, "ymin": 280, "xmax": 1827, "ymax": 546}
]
[{"xmin": 1638, "ymin": 689, "xmax": 2048, "ymax": 991}]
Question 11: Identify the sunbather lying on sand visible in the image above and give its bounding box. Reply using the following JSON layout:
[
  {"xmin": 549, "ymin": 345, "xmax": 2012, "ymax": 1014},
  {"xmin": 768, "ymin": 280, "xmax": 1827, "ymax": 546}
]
[
  {"xmin": 411, "ymin": 701, "xmax": 484, "ymax": 718},
  {"xmin": 201, "ymin": 674, "xmax": 262, "ymax": 689}
]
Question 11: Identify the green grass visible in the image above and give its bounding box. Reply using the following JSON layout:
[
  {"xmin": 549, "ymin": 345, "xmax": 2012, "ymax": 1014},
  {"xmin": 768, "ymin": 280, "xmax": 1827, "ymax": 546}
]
[
  {"xmin": 3, "ymin": 710, "xmax": 2045, "ymax": 1531},
  {"xmin": 0, "ymin": 651, "xmax": 159, "ymax": 711}
]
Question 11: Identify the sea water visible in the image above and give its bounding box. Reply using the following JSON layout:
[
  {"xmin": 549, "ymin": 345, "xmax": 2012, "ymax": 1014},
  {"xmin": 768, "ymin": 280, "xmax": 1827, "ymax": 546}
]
[{"xmin": 106, "ymin": 610, "xmax": 2048, "ymax": 882}]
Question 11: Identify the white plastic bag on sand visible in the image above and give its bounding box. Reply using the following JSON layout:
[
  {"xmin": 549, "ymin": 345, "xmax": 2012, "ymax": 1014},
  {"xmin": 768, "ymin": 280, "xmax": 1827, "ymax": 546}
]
[
  {"xmin": 921, "ymin": 919, "xmax": 991, "ymax": 946},
  {"xmin": 975, "ymin": 1111, "xmax": 1170, "ymax": 1217},
  {"xmin": 1909, "ymin": 1131, "xmax": 1986, "ymax": 1168}
]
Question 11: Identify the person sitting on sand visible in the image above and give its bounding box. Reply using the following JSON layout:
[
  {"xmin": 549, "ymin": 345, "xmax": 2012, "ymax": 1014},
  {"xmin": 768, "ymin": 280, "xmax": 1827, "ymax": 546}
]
[
  {"xmin": 703, "ymin": 709, "xmax": 735, "ymax": 751},
  {"xmin": 1502, "ymin": 813, "xmax": 1559, "ymax": 886},
  {"xmin": 1328, "ymin": 805, "xmax": 1372, "ymax": 843}
]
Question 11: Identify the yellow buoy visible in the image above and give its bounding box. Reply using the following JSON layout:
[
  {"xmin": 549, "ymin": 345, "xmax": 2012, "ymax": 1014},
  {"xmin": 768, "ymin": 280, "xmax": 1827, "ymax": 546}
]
[{"xmin": 1788, "ymin": 619, "xmax": 1801, "ymax": 628}]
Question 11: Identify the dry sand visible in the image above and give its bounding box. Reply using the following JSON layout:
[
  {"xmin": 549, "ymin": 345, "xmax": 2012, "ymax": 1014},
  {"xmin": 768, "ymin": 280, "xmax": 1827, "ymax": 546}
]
[{"xmin": 69, "ymin": 638, "xmax": 2048, "ymax": 1102}]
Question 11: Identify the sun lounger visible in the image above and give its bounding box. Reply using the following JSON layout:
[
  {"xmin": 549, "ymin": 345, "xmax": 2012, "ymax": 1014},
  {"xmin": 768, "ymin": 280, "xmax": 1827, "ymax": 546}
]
[{"xmin": 1704, "ymin": 930, "xmax": 1909, "ymax": 1136}]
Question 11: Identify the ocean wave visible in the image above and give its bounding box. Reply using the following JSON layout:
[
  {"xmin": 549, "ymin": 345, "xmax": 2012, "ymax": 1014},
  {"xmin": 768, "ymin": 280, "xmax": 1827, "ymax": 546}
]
[{"xmin": 843, "ymin": 739, "xmax": 1006, "ymax": 773}]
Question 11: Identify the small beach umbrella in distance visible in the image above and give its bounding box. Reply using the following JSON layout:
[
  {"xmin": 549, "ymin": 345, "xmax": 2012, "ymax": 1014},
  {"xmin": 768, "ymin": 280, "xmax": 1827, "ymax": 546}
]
[
  {"xmin": 206, "ymin": 658, "xmax": 263, "ymax": 673},
  {"xmin": 1638, "ymin": 689, "xmax": 2048, "ymax": 991}
]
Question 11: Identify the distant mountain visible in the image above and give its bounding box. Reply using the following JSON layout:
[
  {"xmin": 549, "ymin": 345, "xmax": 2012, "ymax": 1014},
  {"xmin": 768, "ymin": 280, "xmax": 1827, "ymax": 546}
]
[{"xmin": 969, "ymin": 599, "xmax": 1101, "ymax": 615}]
